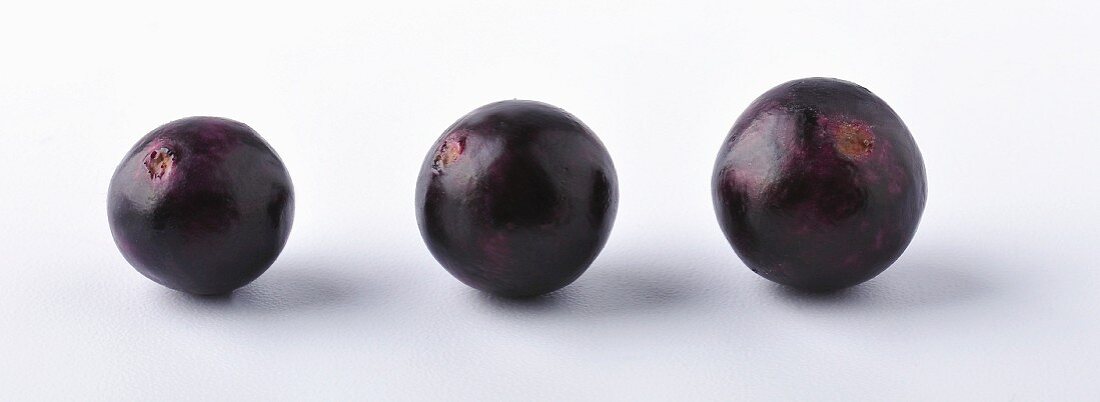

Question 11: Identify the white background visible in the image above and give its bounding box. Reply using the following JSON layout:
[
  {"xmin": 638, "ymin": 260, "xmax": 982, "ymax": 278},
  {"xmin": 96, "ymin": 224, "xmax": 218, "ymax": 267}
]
[{"xmin": 2, "ymin": 0, "xmax": 1098, "ymax": 400}]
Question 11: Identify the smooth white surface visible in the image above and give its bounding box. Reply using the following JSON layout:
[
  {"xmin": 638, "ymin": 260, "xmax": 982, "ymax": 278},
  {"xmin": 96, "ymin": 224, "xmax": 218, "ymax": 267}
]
[{"xmin": 2, "ymin": 0, "xmax": 1098, "ymax": 399}]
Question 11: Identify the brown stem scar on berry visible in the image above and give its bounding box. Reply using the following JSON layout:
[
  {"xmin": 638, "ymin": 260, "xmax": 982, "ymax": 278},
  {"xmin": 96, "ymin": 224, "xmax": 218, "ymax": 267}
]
[
  {"xmin": 832, "ymin": 122, "xmax": 875, "ymax": 160},
  {"xmin": 431, "ymin": 137, "xmax": 465, "ymax": 173},
  {"xmin": 143, "ymin": 147, "xmax": 176, "ymax": 179}
]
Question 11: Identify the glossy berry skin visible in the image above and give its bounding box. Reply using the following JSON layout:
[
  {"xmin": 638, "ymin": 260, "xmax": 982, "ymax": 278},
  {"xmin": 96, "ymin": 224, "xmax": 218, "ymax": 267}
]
[
  {"xmin": 416, "ymin": 100, "xmax": 618, "ymax": 297},
  {"xmin": 712, "ymin": 78, "xmax": 926, "ymax": 290},
  {"xmin": 108, "ymin": 117, "xmax": 294, "ymax": 295}
]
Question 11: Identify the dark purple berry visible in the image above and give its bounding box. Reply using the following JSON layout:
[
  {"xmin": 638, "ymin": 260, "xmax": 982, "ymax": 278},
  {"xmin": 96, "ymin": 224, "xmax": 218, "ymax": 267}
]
[
  {"xmin": 416, "ymin": 100, "xmax": 618, "ymax": 297},
  {"xmin": 712, "ymin": 78, "xmax": 927, "ymax": 290},
  {"xmin": 108, "ymin": 117, "xmax": 294, "ymax": 295}
]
